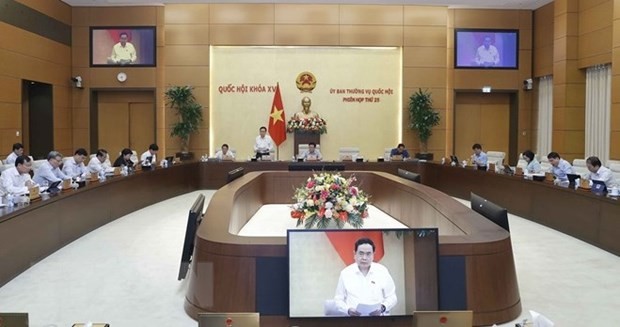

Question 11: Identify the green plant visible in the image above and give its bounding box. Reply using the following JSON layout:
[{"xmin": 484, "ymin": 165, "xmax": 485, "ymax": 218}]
[
  {"xmin": 165, "ymin": 86, "xmax": 203, "ymax": 152},
  {"xmin": 408, "ymin": 88, "xmax": 440, "ymax": 153}
]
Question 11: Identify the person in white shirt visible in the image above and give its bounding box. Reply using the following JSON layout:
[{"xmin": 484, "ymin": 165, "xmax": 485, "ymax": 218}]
[
  {"xmin": 547, "ymin": 152, "xmax": 575, "ymax": 184},
  {"xmin": 109, "ymin": 32, "xmax": 137, "ymax": 65},
  {"xmin": 475, "ymin": 36, "xmax": 500, "ymax": 67},
  {"xmin": 0, "ymin": 155, "xmax": 34, "ymax": 197},
  {"xmin": 299, "ymin": 142, "xmax": 322, "ymax": 161},
  {"xmin": 88, "ymin": 149, "xmax": 110, "ymax": 174},
  {"xmin": 5, "ymin": 143, "xmax": 24, "ymax": 165},
  {"xmin": 334, "ymin": 238, "xmax": 397, "ymax": 316},
  {"xmin": 215, "ymin": 144, "xmax": 235, "ymax": 161},
  {"xmin": 471, "ymin": 143, "xmax": 488, "ymax": 170},
  {"xmin": 585, "ymin": 156, "xmax": 618, "ymax": 188},
  {"xmin": 33, "ymin": 151, "xmax": 70, "ymax": 186},
  {"xmin": 253, "ymin": 126, "xmax": 274, "ymax": 159},
  {"xmin": 140, "ymin": 144, "xmax": 159, "ymax": 167},
  {"xmin": 62, "ymin": 148, "xmax": 89, "ymax": 179}
]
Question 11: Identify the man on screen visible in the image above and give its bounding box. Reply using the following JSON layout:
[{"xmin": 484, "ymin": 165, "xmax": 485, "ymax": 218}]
[
  {"xmin": 333, "ymin": 238, "xmax": 397, "ymax": 316},
  {"xmin": 109, "ymin": 32, "xmax": 137, "ymax": 65},
  {"xmin": 475, "ymin": 36, "xmax": 500, "ymax": 67}
]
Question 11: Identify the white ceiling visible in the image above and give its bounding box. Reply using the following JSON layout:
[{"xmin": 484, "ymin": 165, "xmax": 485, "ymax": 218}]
[{"xmin": 61, "ymin": 0, "xmax": 553, "ymax": 10}]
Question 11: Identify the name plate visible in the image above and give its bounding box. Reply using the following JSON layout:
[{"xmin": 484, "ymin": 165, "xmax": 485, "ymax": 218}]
[
  {"xmin": 515, "ymin": 167, "xmax": 523, "ymax": 176},
  {"xmin": 488, "ymin": 163, "xmax": 496, "ymax": 173},
  {"xmin": 544, "ymin": 172, "xmax": 554, "ymax": 183}
]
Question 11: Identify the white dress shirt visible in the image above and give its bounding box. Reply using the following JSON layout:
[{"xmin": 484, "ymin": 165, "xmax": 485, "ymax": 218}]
[
  {"xmin": 254, "ymin": 135, "xmax": 274, "ymax": 153},
  {"xmin": 549, "ymin": 159, "xmax": 575, "ymax": 182},
  {"xmin": 475, "ymin": 45, "xmax": 499, "ymax": 66},
  {"xmin": 5, "ymin": 152, "xmax": 18, "ymax": 165},
  {"xmin": 473, "ymin": 151, "xmax": 488, "ymax": 167},
  {"xmin": 586, "ymin": 166, "xmax": 618, "ymax": 188},
  {"xmin": 0, "ymin": 167, "xmax": 32, "ymax": 196},
  {"xmin": 334, "ymin": 262, "xmax": 397, "ymax": 316},
  {"xmin": 140, "ymin": 151, "xmax": 156, "ymax": 165},
  {"xmin": 62, "ymin": 157, "xmax": 88, "ymax": 178},
  {"xmin": 215, "ymin": 150, "xmax": 235, "ymax": 160},
  {"xmin": 33, "ymin": 161, "xmax": 69, "ymax": 186},
  {"xmin": 300, "ymin": 149, "xmax": 323, "ymax": 161},
  {"xmin": 87, "ymin": 156, "xmax": 110, "ymax": 174}
]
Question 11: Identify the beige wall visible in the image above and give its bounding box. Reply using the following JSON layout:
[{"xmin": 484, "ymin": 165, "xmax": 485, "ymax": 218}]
[{"xmin": 0, "ymin": 1, "xmax": 72, "ymax": 158}]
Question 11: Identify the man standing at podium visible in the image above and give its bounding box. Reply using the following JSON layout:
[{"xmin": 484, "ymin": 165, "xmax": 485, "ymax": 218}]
[{"xmin": 253, "ymin": 126, "xmax": 273, "ymax": 159}]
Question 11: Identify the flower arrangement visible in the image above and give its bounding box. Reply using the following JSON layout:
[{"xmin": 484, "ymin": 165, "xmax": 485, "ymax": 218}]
[
  {"xmin": 286, "ymin": 116, "xmax": 327, "ymax": 134},
  {"xmin": 290, "ymin": 172, "xmax": 369, "ymax": 229}
]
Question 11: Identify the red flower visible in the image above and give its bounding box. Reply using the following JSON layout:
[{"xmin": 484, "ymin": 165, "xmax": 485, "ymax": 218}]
[
  {"xmin": 361, "ymin": 210, "xmax": 369, "ymax": 218},
  {"xmin": 307, "ymin": 181, "xmax": 315, "ymax": 188},
  {"xmin": 339, "ymin": 211, "xmax": 348, "ymax": 222},
  {"xmin": 318, "ymin": 207, "xmax": 325, "ymax": 218},
  {"xmin": 439, "ymin": 316, "xmax": 448, "ymax": 323},
  {"xmin": 291, "ymin": 210, "xmax": 303, "ymax": 219}
]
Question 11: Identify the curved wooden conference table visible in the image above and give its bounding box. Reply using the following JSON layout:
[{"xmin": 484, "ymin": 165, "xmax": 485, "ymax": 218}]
[{"xmin": 1, "ymin": 161, "xmax": 618, "ymax": 325}]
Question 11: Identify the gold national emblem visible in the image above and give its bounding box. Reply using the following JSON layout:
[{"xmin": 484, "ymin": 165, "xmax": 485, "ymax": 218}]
[{"xmin": 296, "ymin": 71, "xmax": 317, "ymax": 93}]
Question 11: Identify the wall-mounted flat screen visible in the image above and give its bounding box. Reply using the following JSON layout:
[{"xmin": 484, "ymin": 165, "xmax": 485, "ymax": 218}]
[
  {"xmin": 455, "ymin": 29, "xmax": 518, "ymax": 69},
  {"xmin": 90, "ymin": 27, "xmax": 156, "ymax": 67},
  {"xmin": 288, "ymin": 228, "xmax": 439, "ymax": 318}
]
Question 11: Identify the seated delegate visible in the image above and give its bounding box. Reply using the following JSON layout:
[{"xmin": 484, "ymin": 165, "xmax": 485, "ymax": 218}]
[
  {"xmin": 33, "ymin": 151, "xmax": 71, "ymax": 186},
  {"xmin": 4, "ymin": 143, "xmax": 24, "ymax": 165},
  {"xmin": 215, "ymin": 144, "xmax": 235, "ymax": 161},
  {"xmin": 140, "ymin": 144, "xmax": 159, "ymax": 167},
  {"xmin": 585, "ymin": 156, "xmax": 617, "ymax": 188},
  {"xmin": 471, "ymin": 143, "xmax": 488, "ymax": 170},
  {"xmin": 113, "ymin": 148, "xmax": 135, "ymax": 168},
  {"xmin": 0, "ymin": 155, "xmax": 34, "ymax": 197},
  {"xmin": 521, "ymin": 150, "xmax": 542, "ymax": 174},
  {"xmin": 389, "ymin": 143, "xmax": 410, "ymax": 160},
  {"xmin": 88, "ymin": 149, "xmax": 110, "ymax": 175},
  {"xmin": 62, "ymin": 148, "xmax": 89, "ymax": 179},
  {"xmin": 547, "ymin": 152, "xmax": 575, "ymax": 185},
  {"xmin": 299, "ymin": 142, "xmax": 322, "ymax": 161}
]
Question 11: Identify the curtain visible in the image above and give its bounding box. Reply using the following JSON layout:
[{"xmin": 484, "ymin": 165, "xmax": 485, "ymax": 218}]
[
  {"xmin": 536, "ymin": 75, "xmax": 553, "ymax": 159},
  {"xmin": 585, "ymin": 64, "xmax": 611, "ymax": 164}
]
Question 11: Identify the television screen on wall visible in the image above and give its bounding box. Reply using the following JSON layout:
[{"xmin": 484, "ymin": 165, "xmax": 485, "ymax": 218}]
[
  {"xmin": 455, "ymin": 29, "xmax": 518, "ymax": 69},
  {"xmin": 90, "ymin": 26, "xmax": 156, "ymax": 67}
]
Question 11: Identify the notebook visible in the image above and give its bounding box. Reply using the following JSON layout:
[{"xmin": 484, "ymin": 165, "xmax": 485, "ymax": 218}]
[
  {"xmin": 0, "ymin": 313, "xmax": 29, "ymax": 327},
  {"xmin": 197, "ymin": 312, "xmax": 259, "ymax": 327},
  {"xmin": 413, "ymin": 311, "xmax": 473, "ymax": 327},
  {"xmin": 591, "ymin": 180, "xmax": 607, "ymax": 195}
]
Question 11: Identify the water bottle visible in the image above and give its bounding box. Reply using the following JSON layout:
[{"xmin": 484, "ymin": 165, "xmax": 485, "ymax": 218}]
[
  {"xmin": 99, "ymin": 169, "xmax": 106, "ymax": 182},
  {"xmin": 6, "ymin": 193, "xmax": 14, "ymax": 208}
]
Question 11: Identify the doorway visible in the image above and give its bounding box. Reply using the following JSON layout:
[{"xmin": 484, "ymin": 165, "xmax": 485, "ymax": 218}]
[
  {"xmin": 22, "ymin": 80, "xmax": 53, "ymax": 159},
  {"xmin": 91, "ymin": 90, "xmax": 156, "ymax": 157},
  {"xmin": 453, "ymin": 92, "xmax": 517, "ymax": 163}
]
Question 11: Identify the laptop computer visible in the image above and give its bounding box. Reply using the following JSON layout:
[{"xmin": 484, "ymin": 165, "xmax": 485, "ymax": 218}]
[
  {"xmin": 0, "ymin": 312, "xmax": 29, "ymax": 327},
  {"xmin": 197, "ymin": 312, "xmax": 259, "ymax": 327},
  {"xmin": 413, "ymin": 311, "xmax": 473, "ymax": 327},
  {"xmin": 43, "ymin": 180, "xmax": 62, "ymax": 194},
  {"xmin": 591, "ymin": 180, "xmax": 607, "ymax": 195}
]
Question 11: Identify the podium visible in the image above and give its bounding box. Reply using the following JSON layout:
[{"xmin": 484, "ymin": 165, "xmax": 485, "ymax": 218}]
[{"xmin": 293, "ymin": 132, "xmax": 320, "ymax": 156}]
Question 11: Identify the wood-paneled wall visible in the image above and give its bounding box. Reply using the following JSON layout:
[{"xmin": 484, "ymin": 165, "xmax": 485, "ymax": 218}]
[
  {"xmin": 449, "ymin": 9, "xmax": 533, "ymax": 161},
  {"xmin": 71, "ymin": 6, "xmax": 164, "ymax": 156},
  {"xmin": 0, "ymin": 0, "xmax": 72, "ymax": 158}
]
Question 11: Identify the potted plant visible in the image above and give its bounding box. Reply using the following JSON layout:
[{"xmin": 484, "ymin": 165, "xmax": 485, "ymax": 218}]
[
  {"xmin": 165, "ymin": 85, "xmax": 203, "ymax": 160},
  {"xmin": 408, "ymin": 88, "xmax": 440, "ymax": 161}
]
